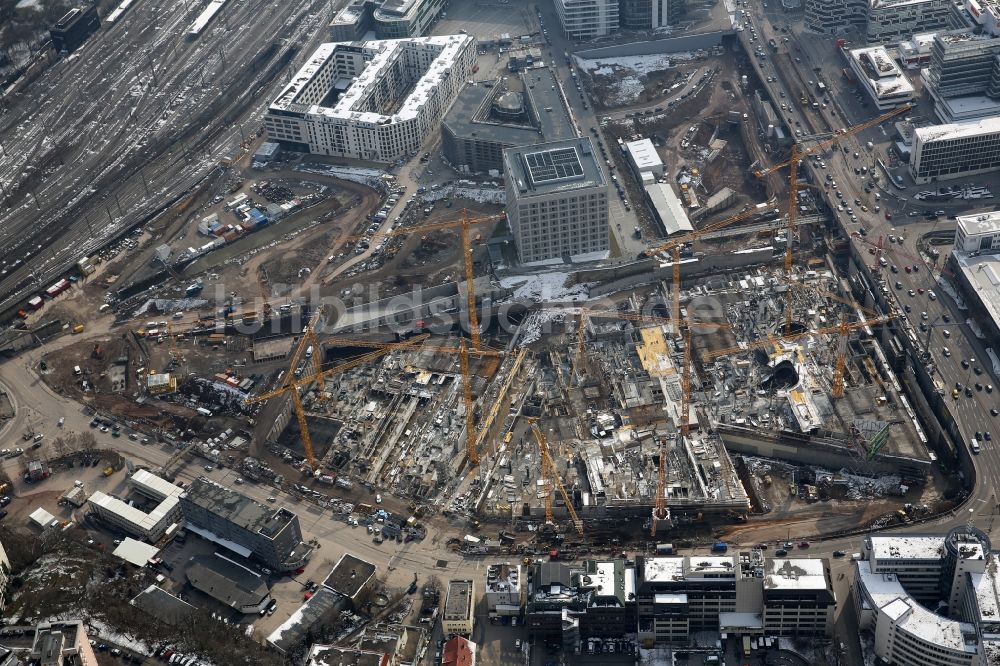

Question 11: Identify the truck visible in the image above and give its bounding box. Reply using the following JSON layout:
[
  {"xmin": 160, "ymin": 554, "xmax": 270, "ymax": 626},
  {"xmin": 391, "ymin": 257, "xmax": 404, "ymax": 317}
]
[
  {"xmin": 816, "ymin": 81, "xmax": 827, "ymax": 94},
  {"xmin": 712, "ymin": 542, "xmax": 729, "ymax": 553},
  {"xmin": 656, "ymin": 543, "xmax": 674, "ymax": 555}
]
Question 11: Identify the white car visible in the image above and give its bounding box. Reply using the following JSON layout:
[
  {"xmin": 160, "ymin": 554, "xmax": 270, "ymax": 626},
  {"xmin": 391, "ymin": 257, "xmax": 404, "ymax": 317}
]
[{"xmin": 375, "ymin": 493, "xmax": 382, "ymax": 504}]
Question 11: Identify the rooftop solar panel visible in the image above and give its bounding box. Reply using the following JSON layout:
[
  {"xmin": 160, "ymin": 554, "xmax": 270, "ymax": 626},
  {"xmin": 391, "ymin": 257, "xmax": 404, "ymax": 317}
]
[{"xmin": 524, "ymin": 147, "xmax": 584, "ymax": 184}]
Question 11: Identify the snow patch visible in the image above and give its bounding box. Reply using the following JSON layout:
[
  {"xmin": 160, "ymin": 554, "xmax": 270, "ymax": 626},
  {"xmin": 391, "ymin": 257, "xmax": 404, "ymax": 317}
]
[{"xmin": 499, "ymin": 271, "xmax": 590, "ymax": 303}]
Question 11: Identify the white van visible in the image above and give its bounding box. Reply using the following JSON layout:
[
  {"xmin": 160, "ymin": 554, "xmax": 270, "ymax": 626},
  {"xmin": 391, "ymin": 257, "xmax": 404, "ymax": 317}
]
[
  {"xmin": 305, "ymin": 345, "xmax": 314, "ymax": 359},
  {"xmin": 173, "ymin": 312, "xmax": 184, "ymax": 319},
  {"xmin": 972, "ymin": 440, "xmax": 982, "ymax": 454}
]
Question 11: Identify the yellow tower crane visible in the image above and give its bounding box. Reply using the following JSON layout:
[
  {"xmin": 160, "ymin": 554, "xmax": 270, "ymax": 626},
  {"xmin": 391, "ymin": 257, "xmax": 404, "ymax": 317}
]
[
  {"xmin": 753, "ymin": 104, "xmax": 912, "ymax": 331},
  {"xmin": 322, "ymin": 335, "xmax": 505, "ymax": 466},
  {"xmin": 528, "ymin": 420, "xmax": 583, "ymax": 535},
  {"xmin": 245, "ymin": 335, "xmax": 430, "ymax": 471}
]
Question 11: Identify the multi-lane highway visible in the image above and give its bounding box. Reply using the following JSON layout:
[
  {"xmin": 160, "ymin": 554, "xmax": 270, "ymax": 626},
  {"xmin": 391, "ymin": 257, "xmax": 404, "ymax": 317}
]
[
  {"xmin": 0, "ymin": 0, "xmax": 340, "ymax": 317},
  {"xmin": 739, "ymin": 0, "xmax": 1000, "ymax": 537}
]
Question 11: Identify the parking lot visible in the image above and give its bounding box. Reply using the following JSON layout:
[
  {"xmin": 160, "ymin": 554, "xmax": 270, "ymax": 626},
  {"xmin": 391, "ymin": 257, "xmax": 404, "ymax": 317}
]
[{"xmin": 432, "ymin": 0, "xmax": 539, "ymax": 40}]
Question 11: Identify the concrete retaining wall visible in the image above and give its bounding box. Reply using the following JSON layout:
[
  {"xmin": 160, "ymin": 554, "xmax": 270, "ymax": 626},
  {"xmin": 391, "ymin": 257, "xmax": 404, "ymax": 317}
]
[{"xmin": 576, "ymin": 32, "xmax": 726, "ymax": 59}]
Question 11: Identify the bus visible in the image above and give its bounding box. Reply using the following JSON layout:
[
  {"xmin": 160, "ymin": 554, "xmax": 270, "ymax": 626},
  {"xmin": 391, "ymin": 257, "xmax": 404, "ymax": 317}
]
[{"xmin": 742, "ymin": 636, "xmax": 752, "ymax": 657}]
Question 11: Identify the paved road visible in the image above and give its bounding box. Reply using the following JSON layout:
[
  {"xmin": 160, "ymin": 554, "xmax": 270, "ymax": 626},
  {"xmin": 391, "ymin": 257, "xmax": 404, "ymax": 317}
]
[{"xmin": 534, "ymin": 2, "xmax": 647, "ymax": 261}]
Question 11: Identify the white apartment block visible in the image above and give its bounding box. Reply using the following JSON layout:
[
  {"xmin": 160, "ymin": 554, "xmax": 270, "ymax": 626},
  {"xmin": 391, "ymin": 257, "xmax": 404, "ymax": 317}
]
[
  {"xmin": 503, "ymin": 138, "xmax": 609, "ymax": 264},
  {"xmin": 265, "ymin": 35, "xmax": 476, "ymax": 163},
  {"xmin": 955, "ymin": 209, "xmax": 1000, "ymax": 252},
  {"xmin": 910, "ymin": 116, "xmax": 1000, "ymax": 183},
  {"xmin": 555, "ymin": 0, "xmax": 620, "ymax": 39},
  {"xmin": 442, "ymin": 579, "xmax": 475, "ymax": 636}
]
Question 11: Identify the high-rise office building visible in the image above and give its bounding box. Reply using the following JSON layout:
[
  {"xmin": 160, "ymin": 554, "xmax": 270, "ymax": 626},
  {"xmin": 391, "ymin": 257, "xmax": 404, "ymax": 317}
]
[
  {"xmin": 555, "ymin": 0, "xmax": 620, "ymax": 39},
  {"xmin": 503, "ymin": 138, "xmax": 609, "ymax": 264},
  {"xmin": 619, "ymin": 0, "xmax": 687, "ymax": 29}
]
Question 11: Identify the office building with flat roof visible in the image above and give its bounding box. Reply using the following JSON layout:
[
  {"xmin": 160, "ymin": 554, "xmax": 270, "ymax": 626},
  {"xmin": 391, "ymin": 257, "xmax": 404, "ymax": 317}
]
[
  {"xmin": 329, "ymin": 0, "xmax": 446, "ymax": 41},
  {"xmin": 923, "ymin": 30, "xmax": 1000, "ymax": 121},
  {"xmin": 87, "ymin": 471, "xmax": 183, "ymax": 542},
  {"xmin": 266, "ymin": 35, "xmax": 476, "ymax": 163},
  {"xmin": 855, "ymin": 528, "xmax": 997, "ymax": 666},
  {"xmin": 442, "ymin": 70, "xmax": 577, "ymax": 175},
  {"xmin": 555, "ymin": 0, "xmax": 620, "ymax": 40},
  {"xmin": 443, "ymin": 580, "xmax": 475, "ymax": 636},
  {"xmin": 179, "ymin": 477, "xmax": 312, "ymax": 571},
  {"xmin": 485, "ymin": 563, "xmax": 524, "ymax": 614},
  {"xmin": 503, "ymin": 138, "xmax": 609, "ymax": 263},
  {"xmin": 848, "ymin": 45, "xmax": 917, "ymax": 110},
  {"xmin": 910, "ymin": 115, "xmax": 1000, "ymax": 183}
]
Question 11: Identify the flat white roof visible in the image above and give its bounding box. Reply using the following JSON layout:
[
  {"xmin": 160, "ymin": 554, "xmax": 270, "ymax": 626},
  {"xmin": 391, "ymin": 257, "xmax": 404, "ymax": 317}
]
[
  {"xmin": 849, "ymin": 46, "xmax": 915, "ymax": 99},
  {"xmin": 113, "ymin": 538, "xmax": 160, "ymax": 567},
  {"xmin": 130, "ymin": 469, "xmax": 184, "ymax": 502},
  {"xmin": 271, "ymin": 36, "xmax": 474, "ymax": 124},
  {"xmin": 970, "ymin": 556, "xmax": 1000, "ymax": 623},
  {"xmin": 764, "ymin": 558, "xmax": 829, "ymax": 590},
  {"xmin": 869, "ymin": 535, "xmax": 944, "ymax": 560},
  {"xmin": 29, "ymin": 507, "xmax": 55, "ymax": 527},
  {"xmin": 957, "ymin": 209, "xmax": 1000, "ymax": 236},
  {"xmin": 645, "ymin": 182, "xmax": 693, "ymax": 236},
  {"xmin": 954, "ymin": 251, "xmax": 1000, "ymax": 335},
  {"xmin": 626, "ymin": 139, "xmax": 663, "ymax": 172},
  {"xmin": 643, "ymin": 557, "xmax": 685, "ymax": 583},
  {"xmin": 857, "ymin": 560, "xmax": 977, "ymax": 653},
  {"xmin": 916, "ymin": 116, "xmax": 1000, "ymax": 144},
  {"xmin": 88, "ymin": 490, "xmax": 178, "ymax": 535}
]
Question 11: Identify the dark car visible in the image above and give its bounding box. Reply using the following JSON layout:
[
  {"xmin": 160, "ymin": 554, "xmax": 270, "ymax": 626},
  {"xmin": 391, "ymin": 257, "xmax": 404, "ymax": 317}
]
[
  {"xmin": 0, "ymin": 511, "xmax": 8, "ymax": 520},
  {"xmin": 775, "ymin": 549, "xmax": 788, "ymax": 557},
  {"xmin": 833, "ymin": 550, "xmax": 846, "ymax": 557}
]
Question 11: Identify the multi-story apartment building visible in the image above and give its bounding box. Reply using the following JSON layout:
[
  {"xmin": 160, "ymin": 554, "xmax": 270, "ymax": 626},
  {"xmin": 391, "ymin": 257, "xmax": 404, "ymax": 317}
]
[
  {"xmin": 329, "ymin": 0, "xmax": 447, "ymax": 41},
  {"xmin": 805, "ymin": 0, "xmax": 868, "ymax": 34},
  {"xmin": 954, "ymin": 209, "xmax": 1000, "ymax": 252},
  {"xmin": 806, "ymin": 0, "xmax": 953, "ymax": 41},
  {"xmin": 503, "ymin": 138, "xmax": 609, "ymax": 263},
  {"xmin": 619, "ymin": 0, "xmax": 686, "ymax": 29},
  {"xmin": 554, "ymin": 0, "xmax": 620, "ymax": 39},
  {"xmin": 855, "ymin": 528, "xmax": 999, "ymax": 666},
  {"xmin": 485, "ymin": 563, "xmax": 524, "ymax": 615},
  {"xmin": 910, "ymin": 115, "xmax": 1000, "ymax": 183},
  {"xmin": 266, "ymin": 36, "xmax": 476, "ymax": 163},
  {"xmin": 179, "ymin": 477, "xmax": 313, "ymax": 572},
  {"xmin": 443, "ymin": 580, "xmax": 475, "ymax": 636}
]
